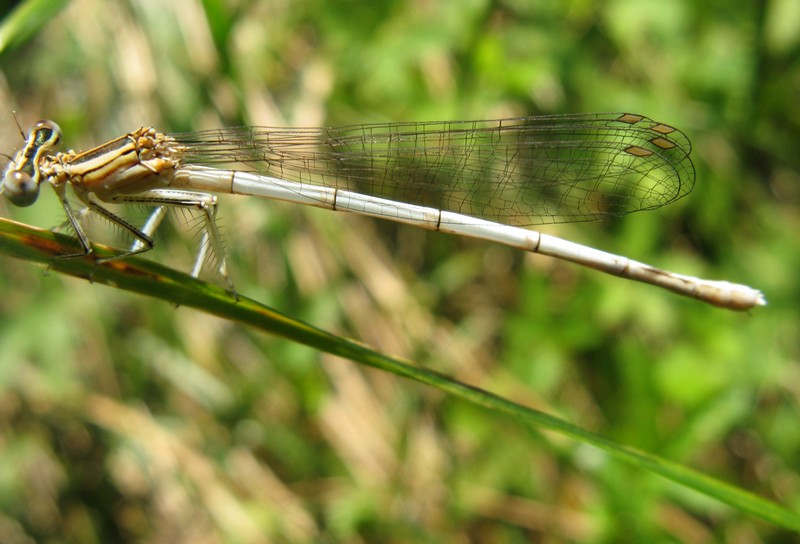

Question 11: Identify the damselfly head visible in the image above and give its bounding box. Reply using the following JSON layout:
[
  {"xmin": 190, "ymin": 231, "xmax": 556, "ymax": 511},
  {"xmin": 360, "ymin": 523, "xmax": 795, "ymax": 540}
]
[{"xmin": 1, "ymin": 120, "xmax": 62, "ymax": 207}]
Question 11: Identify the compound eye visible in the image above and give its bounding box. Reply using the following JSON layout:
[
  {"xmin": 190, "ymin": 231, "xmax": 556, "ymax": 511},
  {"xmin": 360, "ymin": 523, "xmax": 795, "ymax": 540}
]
[
  {"xmin": 2, "ymin": 170, "xmax": 40, "ymax": 207},
  {"xmin": 32, "ymin": 120, "xmax": 62, "ymax": 148}
]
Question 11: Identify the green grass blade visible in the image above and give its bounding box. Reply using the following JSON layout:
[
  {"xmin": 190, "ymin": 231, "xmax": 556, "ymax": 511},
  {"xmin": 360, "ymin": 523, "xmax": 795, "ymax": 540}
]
[
  {"xmin": 0, "ymin": 215, "xmax": 797, "ymax": 531},
  {"xmin": 0, "ymin": 0, "xmax": 70, "ymax": 55}
]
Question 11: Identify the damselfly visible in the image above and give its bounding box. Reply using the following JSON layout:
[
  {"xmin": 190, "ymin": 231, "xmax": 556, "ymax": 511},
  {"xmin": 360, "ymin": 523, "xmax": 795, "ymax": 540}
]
[{"xmin": 1, "ymin": 113, "xmax": 765, "ymax": 310}]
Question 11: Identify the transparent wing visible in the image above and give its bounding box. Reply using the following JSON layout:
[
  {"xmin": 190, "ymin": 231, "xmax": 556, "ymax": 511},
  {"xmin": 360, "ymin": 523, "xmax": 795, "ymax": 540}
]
[{"xmin": 174, "ymin": 112, "xmax": 695, "ymax": 226}]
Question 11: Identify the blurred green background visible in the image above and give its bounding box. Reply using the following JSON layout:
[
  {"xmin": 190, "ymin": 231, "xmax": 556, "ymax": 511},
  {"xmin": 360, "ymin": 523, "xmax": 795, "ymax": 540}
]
[{"xmin": 0, "ymin": 0, "xmax": 798, "ymax": 541}]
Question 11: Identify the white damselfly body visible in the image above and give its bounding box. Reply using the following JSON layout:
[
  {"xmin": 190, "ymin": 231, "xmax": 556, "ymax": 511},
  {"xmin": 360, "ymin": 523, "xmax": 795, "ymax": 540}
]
[{"xmin": 1, "ymin": 113, "xmax": 765, "ymax": 310}]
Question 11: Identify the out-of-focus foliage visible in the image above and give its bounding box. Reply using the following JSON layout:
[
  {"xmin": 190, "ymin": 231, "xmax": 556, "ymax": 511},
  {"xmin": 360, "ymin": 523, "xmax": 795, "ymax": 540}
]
[{"xmin": 0, "ymin": 0, "xmax": 797, "ymax": 542}]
